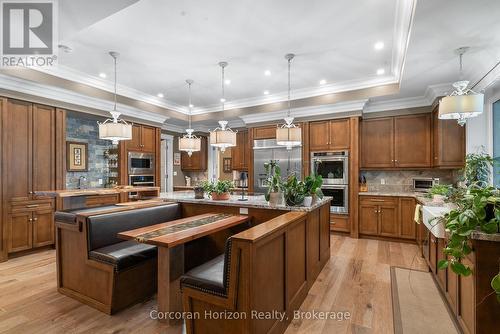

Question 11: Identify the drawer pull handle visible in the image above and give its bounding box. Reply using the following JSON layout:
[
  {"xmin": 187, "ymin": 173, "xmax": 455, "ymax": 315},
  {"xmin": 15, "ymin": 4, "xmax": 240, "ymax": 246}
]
[
  {"xmin": 26, "ymin": 204, "xmax": 39, "ymax": 208},
  {"xmin": 371, "ymin": 199, "xmax": 386, "ymax": 202}
]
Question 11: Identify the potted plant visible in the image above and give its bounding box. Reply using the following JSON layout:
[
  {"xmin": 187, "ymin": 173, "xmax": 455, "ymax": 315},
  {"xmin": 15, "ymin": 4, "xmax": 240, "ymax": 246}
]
[
  {"xmin": 303, "ymin": 174, "xmax": 324, "ymax": 206},
  {"xmin": 438, "ymin": 153, "xmax": 500, "ymax": 302},
  {"xmin": 427, "ymin": 184, "xmax": 451, "ymax": 203},
  {"xmin": 282, "ymin": 174, "xmax": 306, "ymax": 206},
  {"xmin": 201, "ymin": 180, "xmax": 233, "ymax": 200},
  {"xmin": 264, "ymin": 160, "xmax": 283, "ymax": 206}
]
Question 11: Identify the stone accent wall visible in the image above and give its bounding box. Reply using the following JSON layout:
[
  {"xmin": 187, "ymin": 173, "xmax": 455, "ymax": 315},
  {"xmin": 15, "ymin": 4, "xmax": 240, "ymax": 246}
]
[{"xmin": 66, "ymin": 111, "xmax": 116, "ymax": 189}]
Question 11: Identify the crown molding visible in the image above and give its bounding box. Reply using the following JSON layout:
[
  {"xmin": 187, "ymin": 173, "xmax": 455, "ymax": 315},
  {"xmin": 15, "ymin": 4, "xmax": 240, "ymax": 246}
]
[
  {"xmin": 0, "ymin": 73, "xmax": 169, "ymax": 124},
  {"xmin": 26, "ymin": 0, "xmax": 415, "ymax": 116},
  {"xmin": 239, "ymin": 99, "xmax": 368, "ymax": 124}
]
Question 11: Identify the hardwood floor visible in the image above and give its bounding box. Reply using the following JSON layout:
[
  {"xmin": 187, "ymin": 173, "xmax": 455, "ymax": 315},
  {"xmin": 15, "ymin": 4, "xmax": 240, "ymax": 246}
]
[{"xmin": 0, "ymin": 236, "xmax": 427, "ymax": 334}]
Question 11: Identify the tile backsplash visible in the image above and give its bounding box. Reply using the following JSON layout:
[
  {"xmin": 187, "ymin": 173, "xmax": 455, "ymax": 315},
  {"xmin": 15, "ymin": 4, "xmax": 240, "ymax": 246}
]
[
  {"xmin": 361, "ymin": 170, "xmax": 460, "ymax": 192},
  {"xmin": 66, "ymin": 111, "xmax": 116, "ymax": 189}
]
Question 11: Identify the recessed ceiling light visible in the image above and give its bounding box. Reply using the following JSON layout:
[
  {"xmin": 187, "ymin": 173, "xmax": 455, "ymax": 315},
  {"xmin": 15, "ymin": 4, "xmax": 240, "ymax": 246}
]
[
  {"xmin": 157, "ymin": 93, "xmax": 164, "ymax": 98},
  {"xmin": 224, "ymin": 79, "xmax": 231, "ymax": 85},
  {"xmin": 99, "ymin": 72, "xmax": 106, "ymax": 78},
  {"xmin": 319, "ymin": 79, "xmax": 327, "ymax": 85},
  {"xmin": 220, "ymin": 98, "xmax": 226, "ymax": 102},
  {"xmin": 374, "ymin": 41, "xmax": 384, "ymax": 50},
  {"xmin": 263, "ymin": 90, "xmax": 269, "ymax": 95},
  {"xmin": 376, "ymin": 68, "xmax": 385, "ymax": 75},
  {"xmin": 189, "ymin": 104, "xmax": 194, "ymax": 108},
  {"xmin": 264, "ymin": 70, "xmax": 271, "ymax": 76}
]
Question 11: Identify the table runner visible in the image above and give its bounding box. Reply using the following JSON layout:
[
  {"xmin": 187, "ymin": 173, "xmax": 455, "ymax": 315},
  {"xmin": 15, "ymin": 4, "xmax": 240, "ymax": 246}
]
[{"xmin": 135, "ymin": 213, "xmax": 233, "ymax": 243}]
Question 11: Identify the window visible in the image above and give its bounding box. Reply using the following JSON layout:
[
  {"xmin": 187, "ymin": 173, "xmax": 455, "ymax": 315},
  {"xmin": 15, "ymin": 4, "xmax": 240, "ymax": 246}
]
[{"xmin": 493, "ymin": 99, "xmax": 500, "ymax": 187}]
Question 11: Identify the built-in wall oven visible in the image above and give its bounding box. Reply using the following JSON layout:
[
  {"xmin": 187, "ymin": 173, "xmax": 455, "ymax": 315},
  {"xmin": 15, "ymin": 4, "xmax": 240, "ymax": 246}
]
[
  {"xmin": 311, "ymin": 151, "xmax": 348, "ymax": 185},
  {"xmin": 321, "ymin": 185, "xmax": 348, "ymax": 214},
  {"xmin": 312, "ymin": 151, "xmax": 349, "ymax": 214},
  {"xmin": 128, "ymin": 152, "xmax": 155, "ymax": 175},
  {"xmin": 129, "ymin": 175, "xmax": 155, "ymax": 187}
]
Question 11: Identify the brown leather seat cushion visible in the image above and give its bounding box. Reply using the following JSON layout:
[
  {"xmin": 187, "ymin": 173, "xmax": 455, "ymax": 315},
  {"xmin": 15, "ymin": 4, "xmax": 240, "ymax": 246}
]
[
  {"xmin": 180, "ymin": 254, "xmax": 225, "ymax": 295},
  {"xmin": 89, "ymin": 240, "xmax": 157, "ymax": 271}
]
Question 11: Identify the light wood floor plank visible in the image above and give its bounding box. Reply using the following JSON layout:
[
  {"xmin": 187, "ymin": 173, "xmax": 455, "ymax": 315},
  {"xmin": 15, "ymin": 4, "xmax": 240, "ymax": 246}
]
[{"xmin": 0, "ymin": 235, "xmax": 427, "ymax": 334}]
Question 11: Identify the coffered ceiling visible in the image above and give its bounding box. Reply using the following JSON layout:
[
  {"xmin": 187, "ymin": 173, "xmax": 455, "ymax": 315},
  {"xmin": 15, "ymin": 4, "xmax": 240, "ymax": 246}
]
[{"xmin": 1, "ymin": 0, "xmax": 499, "ymax": 130}]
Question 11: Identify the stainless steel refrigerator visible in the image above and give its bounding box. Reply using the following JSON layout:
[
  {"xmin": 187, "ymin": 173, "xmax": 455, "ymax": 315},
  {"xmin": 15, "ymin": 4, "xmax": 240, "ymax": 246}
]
[{"xmin": 253, "ymin": 139, "xmax": 302, "ymax": 194}]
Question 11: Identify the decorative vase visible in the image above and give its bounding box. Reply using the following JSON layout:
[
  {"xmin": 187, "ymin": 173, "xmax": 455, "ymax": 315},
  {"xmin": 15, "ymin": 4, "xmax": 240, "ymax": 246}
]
[
  {"xmin": 211, "ymin": 192, "xmax": 230, "ymax": 200},
  {"xmin": 268, "ymin": 192, "xmax": 283, "ymax": 207},
  {"xmin": 194, "ymin": 187, "xmax": 204, "ymax": 199},
  {"xmin": 303, "ymin": 196, "xmax": 313, "ymax": 207}
]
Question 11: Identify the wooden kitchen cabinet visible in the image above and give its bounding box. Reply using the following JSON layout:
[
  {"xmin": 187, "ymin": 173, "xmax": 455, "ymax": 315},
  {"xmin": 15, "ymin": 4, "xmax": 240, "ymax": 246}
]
[
  {"xmin": 432, "ymin": 105, "xmax": 466, "ymax": 168},
  {"xmin": 361, "ymin": 114, "xmax": 432, "ymax": 168},
  {"xmin": 459, "ymin": 256, "xmax": 475, "ymax": 334},
  {"xmin": 32, "ymin": 208, "xmax": 54, "ymax": 248},
  {"xmin": 360, "ymin": 118, "xmax": 394, "ymax": 168},
  {"xmin": 394, "ymin": 114, "xmax": 432, "ymax": 167},
  {"xmin": 359, "ymin": 202, "xmax": 379, "ymax": 235},
  {"xmin": 378, "ymin": 204, "xmax": 399, "ymax": 237},
  {"xmin": 126, "ymin": 124, "xmax": 157, "ymax": 152},
  {"xmin": 309, "ymin": 119, "xmax": 350, "ymax": 151},
  {"xmin": 252, "ymin": 125, "xmax": 276, "ymax": 140},
  {"xmin": 7, "ymin": 211, "xmax": 32, "ymax": 252},
  {"xmin": 399, "ymin": 198, "xmax": 417, "ymax": 239},
  {"xmin": 2, "ymin": 99, "xmax": 58, "ymax": 255},
  {"xmin": 181, "ymin": 136, "xmax": 208, "ymax": 171},
  {"xmin": 330, "ymin": 214, "xmax": 350, "ymax": 232},
  {"xmin": 429, "ymin": 233, "xmax": 437, "ymax": 274},
  {"xmin": 436, "ymin": 238, "xmax": 447, "ymax": 290},
  {"xmin": 231, "ymin": 131, "xmax": 248, "ymax": 170}
]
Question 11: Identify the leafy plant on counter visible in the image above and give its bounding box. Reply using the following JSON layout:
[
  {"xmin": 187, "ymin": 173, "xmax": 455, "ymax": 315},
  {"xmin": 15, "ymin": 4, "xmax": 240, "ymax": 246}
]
[
  {"xmin": 200, "ymin": 180, "xmax": 233, "ymax": 196},
  {"xmin": 264, "ymin": 160, "xmax": 282, "ymax": 201},
  {"xmin": 425, "ymin": 184, "xmax": 452, "ymax": 199},
  {"xmin": 282, "ymin": 174, "xmax": 306, "ymax": 206},
  {"xmin": 437, "ymin": 185, "xmax": 500, "ymax": 302},
  {"xmin": 304, "ymin": 174, "xmax": 324, "ymax": 198},
  {"xmin": 462, "ymin": 151, "xmax": 494, "ymax": 187}
]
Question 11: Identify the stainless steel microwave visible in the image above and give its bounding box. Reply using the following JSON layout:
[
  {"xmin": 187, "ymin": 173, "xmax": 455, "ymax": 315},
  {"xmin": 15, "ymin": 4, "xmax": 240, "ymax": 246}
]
[
  {"xmin": 311, "ymin": 151, "xmax": 349, "ymax": 185},
  {"xmin": 413, "ymin": 178, "xmax": 440, "ymax": 192},
  {"xmin": 128, "ymin": 152, "xmax": 155, "ymax": 175}
]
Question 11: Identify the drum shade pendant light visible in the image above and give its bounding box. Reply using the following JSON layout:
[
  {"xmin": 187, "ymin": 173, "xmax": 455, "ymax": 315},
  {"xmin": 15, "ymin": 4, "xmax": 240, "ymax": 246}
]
[
  {"xmin": 210, "ymin": 61, "xmax": 236, "ymax": 152},
  {"xmin": 179, "ymin": 79, "xmax": 201, "ymax": 156},
  {"xmin": 98, "ymin": 51, "xmax": 132, "ymax": 144},
  {"xmin": 439, "ymin": 47, "xmax": 484, "ymax": 126},
  {"xmin": 276, "ymin": 53, "xmax": 301, "ymax": 149}
]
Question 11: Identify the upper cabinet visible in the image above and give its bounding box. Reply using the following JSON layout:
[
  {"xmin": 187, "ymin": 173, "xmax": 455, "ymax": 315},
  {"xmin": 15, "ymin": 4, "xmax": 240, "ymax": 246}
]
[
  {"xmin": 126, "ymin": 124, "xmax": 157, "ymax": 152},
  {"xmin": 253, "ymin": 125, "xmax": 276, "ymax": 140},
  {"xmin": 181, "ymin": 136, "xmax": 208, "ymax": 171},
  {"xmin": 309, "ymin": 119, "xmax": 350, "ymax": 151},
  {"xmin": 361, "ymin": 114, "xmax": 432, "ymax": 168},
  {"xmin": 231, "ymin": 131, "xmax": 248, "ymax": 171},
  {"xmin": 432, "ymin": 105, "xmax": 465, "ymax": 168},
  {"xmin": 394, "ymin": 114, "xmax": 432, "ymax": 167}
]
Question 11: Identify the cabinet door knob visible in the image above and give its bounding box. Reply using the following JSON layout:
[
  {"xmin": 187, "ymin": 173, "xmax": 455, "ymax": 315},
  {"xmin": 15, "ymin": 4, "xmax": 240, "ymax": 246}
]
[
  {"xmin": 33, "ymin": 218, "xmax": 38, "ymax": 221},
  {"xmin": 29, "ymin": 218, "xmax": 33, "ymax": 222}
]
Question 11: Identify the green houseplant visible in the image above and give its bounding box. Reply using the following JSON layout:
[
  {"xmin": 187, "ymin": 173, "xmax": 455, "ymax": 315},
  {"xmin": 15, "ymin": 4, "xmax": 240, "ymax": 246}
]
[
  {"xmin": 264, "ymin": 160, "xmax": 283, "ymax": 206},
  {"xmin": 438, "ymin": 153, "xmax": 500, "ymax": 302},
  {"xmin": 303, "ymin": 174, "xmax": 324, "ymax": 206},
  {"xmin": 426, "ymin": 184, "xmax": 452, "ymax": 202},
  {"xmin": 201, "ymin": 180, "xmax": 233, "ymax": 200},
  {"xmin": 282, "ymin": 174, "xmax": 306, "ymax": 206}
]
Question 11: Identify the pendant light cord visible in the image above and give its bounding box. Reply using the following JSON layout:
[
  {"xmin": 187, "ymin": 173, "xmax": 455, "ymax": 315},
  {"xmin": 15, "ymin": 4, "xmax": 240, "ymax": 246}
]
[
  {"xmin": 471, "ymin": 59, "xmax": 500, "ymax": 91},
  {"xmin": 188, "ymin": 81, "xmax": 192, "ymax": 129},
  {"xmin": 287, "ymin": 57, "xmax": 291, "ymax": 118},
  {"xmin": 113, "ymin": 55, "xmax": 117, "ymax": 112},
  {"xmin": 221, "ymin": 65, "xmax": 225, "ymax": 112}
]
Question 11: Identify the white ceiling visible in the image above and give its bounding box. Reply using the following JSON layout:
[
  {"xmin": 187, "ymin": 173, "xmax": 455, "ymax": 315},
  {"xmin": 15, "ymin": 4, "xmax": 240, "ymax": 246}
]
[{"xmin": 53, "ymin": 0, "xmax": 401, "ymax": 113}]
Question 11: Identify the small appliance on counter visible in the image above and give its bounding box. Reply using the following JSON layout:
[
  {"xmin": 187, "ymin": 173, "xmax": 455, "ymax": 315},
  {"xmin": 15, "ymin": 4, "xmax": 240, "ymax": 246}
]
[
  {"xmin": 185, "ymin": 176, "xmax": 191, "ymax": 187},
  {"xmin": 413, "ymin": 177, "xmax": 439, "ymax": 192}
]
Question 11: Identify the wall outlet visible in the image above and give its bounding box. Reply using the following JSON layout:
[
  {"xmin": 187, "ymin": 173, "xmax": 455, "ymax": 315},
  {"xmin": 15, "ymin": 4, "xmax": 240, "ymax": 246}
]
[
  {"xmin": 381, "ymin": 178, "xmax": 386, "ymax": 185},
  {"xmin": 239, "ymin": 208, "xmax": 249, "ymax": 215},
  {"xmin": 98, "ymin": 178, "xmax": 103, "ymax": 185},
  {"xmin": 173, "ymin": 171, "xmax": 177, "ymax": 176}
]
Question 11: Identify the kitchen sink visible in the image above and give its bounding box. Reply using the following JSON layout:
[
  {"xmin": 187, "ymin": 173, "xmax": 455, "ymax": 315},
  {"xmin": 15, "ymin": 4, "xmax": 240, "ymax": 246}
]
[{"xmin": 422, "ymin": 206, "xmax": 450, "ymax": 238}]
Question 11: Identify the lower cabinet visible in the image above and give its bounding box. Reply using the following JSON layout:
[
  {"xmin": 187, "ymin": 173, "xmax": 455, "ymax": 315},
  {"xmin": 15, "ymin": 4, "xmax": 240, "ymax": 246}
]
[
  {"xmin": 7, "ymin": 202, "xmax": 54, "ymax": 253},
  {"xmin": 330, "ymin": 214, "xmax": 350, "ymax": 232},
  {"xmin": 358, "ymin": 196, "xmax": 416, "ymax": 240},
  {"xmin": 458, "ymin": 256, "xmax": 475, "ymax": 334}
]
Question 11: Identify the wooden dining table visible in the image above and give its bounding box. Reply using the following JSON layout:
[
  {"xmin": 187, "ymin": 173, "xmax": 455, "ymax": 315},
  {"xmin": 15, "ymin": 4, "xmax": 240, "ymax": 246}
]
[{"xmin": 118, "ymin": 213, "xmax": 250, "ymax": 324}]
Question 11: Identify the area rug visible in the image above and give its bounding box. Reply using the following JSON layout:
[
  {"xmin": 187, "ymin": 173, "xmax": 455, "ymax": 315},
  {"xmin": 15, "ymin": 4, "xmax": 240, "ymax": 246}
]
[{"xmin": 391, "ymin": 267, "xmax": 459, "ymax": 334}]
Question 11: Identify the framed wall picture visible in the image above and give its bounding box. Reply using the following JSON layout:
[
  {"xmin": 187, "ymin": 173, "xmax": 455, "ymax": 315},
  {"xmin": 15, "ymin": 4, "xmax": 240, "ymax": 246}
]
[
  {"xmin": 67, "ymin": 141, "xmax": 89, "ymax": 172},
  {"xmin": 223, "ymin": 157, "xmax": 232, "ymax": 173},
  {"xmin": 174, "ymin": 152, "xmax": 181, "ymax": 166}
]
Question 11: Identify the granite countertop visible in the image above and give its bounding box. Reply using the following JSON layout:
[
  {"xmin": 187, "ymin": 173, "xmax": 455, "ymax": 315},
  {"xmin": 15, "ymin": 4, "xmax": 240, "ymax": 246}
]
[
  {"xmin": 159, "ymin": 191, "xmax": 331, "ymax": 212},
  {"xmin": 35, "ymin": 186, "xmax": 160, "ymax": 197}
]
